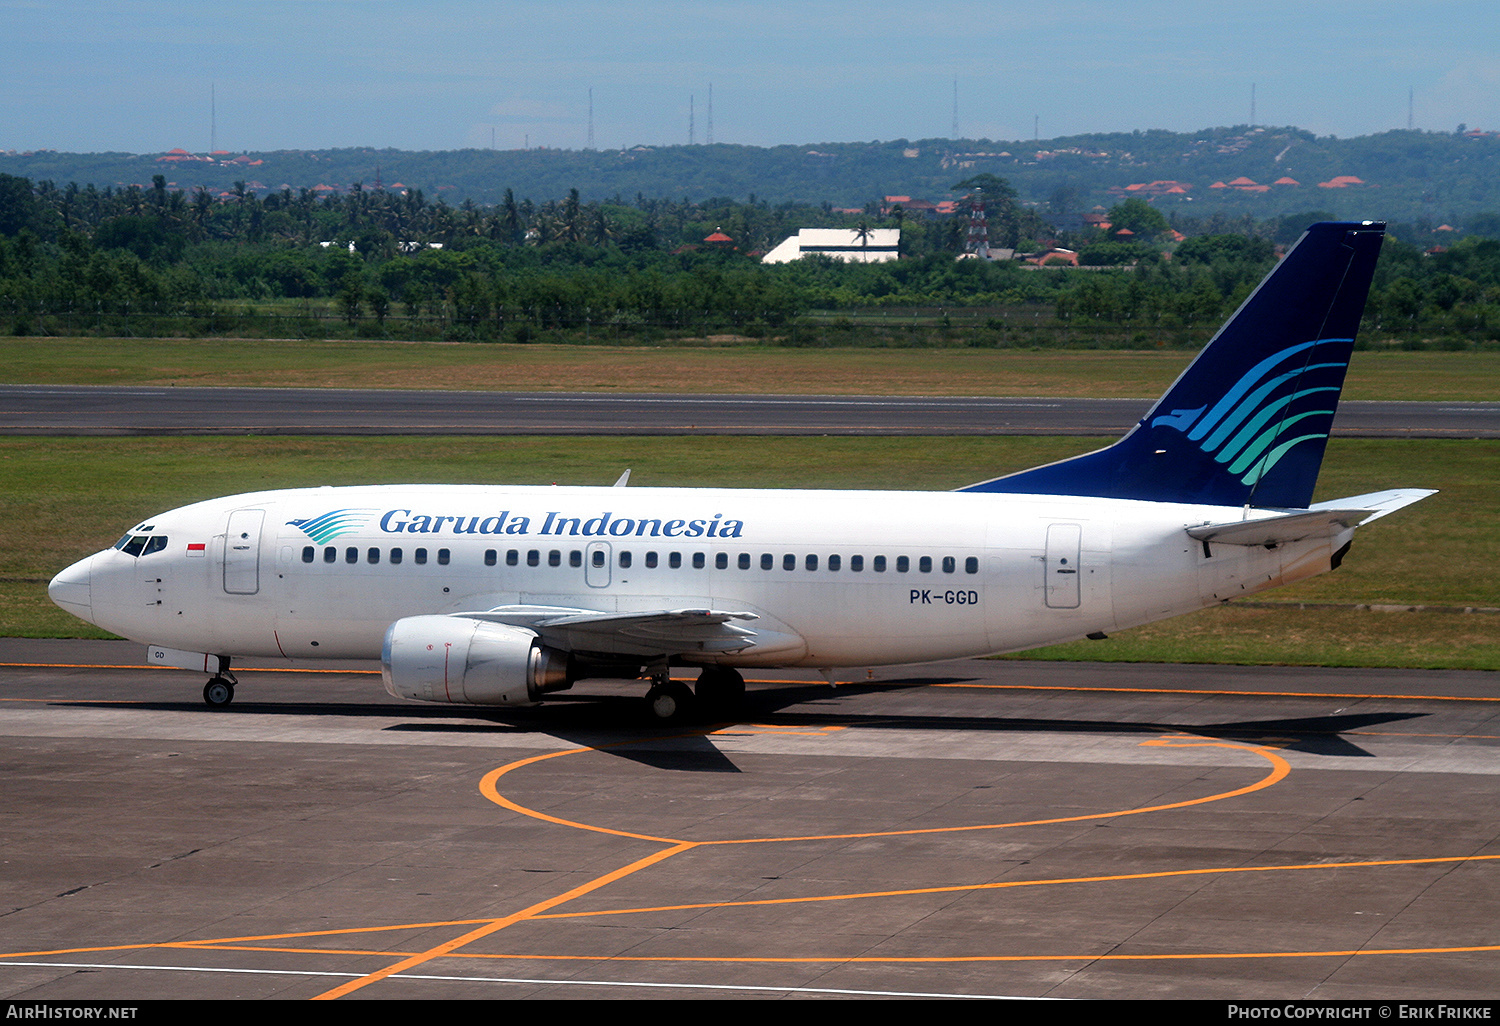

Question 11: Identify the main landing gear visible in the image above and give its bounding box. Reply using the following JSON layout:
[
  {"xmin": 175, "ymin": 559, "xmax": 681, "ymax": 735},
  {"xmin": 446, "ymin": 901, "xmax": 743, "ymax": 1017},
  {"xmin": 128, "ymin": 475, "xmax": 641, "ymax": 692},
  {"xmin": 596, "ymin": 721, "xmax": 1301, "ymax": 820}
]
[
  {"xmin": 202, "ymin": 668, "xmax": 238, "ymax": 707},
  {"xmin": 643, "ymin": 666, "xmax": 746, "ymax": 723}
]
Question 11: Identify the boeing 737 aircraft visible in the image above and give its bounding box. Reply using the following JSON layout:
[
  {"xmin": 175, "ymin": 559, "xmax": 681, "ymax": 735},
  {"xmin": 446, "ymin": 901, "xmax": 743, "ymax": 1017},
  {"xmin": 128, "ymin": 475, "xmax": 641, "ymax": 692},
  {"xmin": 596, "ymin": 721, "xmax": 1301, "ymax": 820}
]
[{"xmin": 48, "ymin": 221, "xmax": 1432, "ymax": 720}]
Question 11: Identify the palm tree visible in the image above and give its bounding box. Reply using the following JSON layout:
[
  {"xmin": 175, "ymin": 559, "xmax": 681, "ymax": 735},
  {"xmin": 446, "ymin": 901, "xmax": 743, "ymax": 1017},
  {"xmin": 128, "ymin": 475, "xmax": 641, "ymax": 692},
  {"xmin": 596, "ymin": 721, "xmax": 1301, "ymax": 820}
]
[{"xmin": 852, "ymin": 219, "xmax": 874, "ymax": 261}]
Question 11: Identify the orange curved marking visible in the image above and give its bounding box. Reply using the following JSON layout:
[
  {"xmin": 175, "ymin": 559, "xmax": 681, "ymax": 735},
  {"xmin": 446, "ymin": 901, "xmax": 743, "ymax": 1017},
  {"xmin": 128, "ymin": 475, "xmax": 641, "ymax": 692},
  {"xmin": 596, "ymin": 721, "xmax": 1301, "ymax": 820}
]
[
  {"xmin": 478, "ymin": 746, "xmax": 691, "ymax": 844},
  {"xmin": 479, "ymin": 737, "xmax": 1290, "ymax": 846}
]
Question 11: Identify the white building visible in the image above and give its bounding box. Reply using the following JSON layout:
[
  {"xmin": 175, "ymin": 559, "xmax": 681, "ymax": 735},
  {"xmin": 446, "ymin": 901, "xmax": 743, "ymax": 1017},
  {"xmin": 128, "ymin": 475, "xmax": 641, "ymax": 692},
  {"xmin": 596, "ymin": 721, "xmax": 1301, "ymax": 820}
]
[{"xmin": 761, "ymin": 228, "xmax": 900, "ymax": 264}]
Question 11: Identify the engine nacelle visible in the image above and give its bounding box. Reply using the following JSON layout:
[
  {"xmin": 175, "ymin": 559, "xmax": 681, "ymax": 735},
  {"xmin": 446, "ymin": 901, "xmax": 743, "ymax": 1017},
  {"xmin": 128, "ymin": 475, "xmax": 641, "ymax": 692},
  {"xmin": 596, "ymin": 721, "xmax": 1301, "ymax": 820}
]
[{"xmin": 381, "ymin": 615, "xmax": 570, "ymax": 706}]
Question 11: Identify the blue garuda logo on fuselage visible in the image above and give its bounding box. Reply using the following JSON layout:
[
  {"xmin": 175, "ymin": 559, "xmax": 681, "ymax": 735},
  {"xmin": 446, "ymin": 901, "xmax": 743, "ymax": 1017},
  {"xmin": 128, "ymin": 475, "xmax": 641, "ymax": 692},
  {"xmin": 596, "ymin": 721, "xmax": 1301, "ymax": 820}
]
[
  {"xmin": 286, "ymin": 509, "xmax": 377, "ymax": 544},
  {"xmin": 1149, "ymin": 338, "xmax": 1349, "ymax": 486}
]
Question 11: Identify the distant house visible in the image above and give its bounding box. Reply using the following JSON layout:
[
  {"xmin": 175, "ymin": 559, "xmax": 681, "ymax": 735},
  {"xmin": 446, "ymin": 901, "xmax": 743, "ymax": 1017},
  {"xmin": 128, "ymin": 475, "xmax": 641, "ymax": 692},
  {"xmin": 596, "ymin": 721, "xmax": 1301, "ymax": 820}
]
[{"xmin": 762, "ymin": 228, "xmax": 900, "ymax": 264}]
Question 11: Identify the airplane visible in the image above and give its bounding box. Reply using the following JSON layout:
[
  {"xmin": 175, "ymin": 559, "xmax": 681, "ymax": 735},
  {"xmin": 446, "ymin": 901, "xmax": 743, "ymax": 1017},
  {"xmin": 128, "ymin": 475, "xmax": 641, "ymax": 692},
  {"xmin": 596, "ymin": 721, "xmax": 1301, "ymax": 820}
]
[{"xmin": 48, "ymin": 221, "xmax": 1433, "ymax": 721}]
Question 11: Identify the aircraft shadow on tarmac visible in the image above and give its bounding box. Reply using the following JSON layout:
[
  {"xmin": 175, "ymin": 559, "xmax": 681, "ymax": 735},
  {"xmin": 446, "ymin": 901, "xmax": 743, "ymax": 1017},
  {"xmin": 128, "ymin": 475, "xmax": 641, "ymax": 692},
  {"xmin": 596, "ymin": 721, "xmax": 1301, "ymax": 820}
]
[{"xmin": 67, "ymin": 675, "xmax": 1424, "ymax": 771}]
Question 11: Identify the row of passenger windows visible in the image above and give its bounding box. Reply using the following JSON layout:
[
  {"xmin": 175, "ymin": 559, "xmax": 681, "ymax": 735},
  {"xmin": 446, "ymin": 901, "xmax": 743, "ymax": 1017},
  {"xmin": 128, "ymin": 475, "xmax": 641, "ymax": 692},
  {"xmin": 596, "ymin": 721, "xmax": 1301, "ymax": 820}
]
[
  {"xmin": 302, "ymin": 545, "xmax": 979, "ymax": 575},
  {"xmin": 303, "ymin": 546, "xmax": 450, "ymax": 565}
]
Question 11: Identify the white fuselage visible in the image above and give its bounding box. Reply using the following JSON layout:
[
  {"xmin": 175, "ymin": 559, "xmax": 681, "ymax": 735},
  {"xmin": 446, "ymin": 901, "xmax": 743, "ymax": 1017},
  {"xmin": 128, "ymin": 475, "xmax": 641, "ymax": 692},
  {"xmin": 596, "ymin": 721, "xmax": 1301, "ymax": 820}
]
[{"xmin": 54, "ymin": 483, "xmax": 1341, "ymax": 670}]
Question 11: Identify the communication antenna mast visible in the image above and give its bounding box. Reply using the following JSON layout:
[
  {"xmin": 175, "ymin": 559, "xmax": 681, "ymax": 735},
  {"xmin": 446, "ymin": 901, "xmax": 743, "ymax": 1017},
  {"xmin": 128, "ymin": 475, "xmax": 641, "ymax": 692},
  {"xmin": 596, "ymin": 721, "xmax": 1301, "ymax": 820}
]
[
  {"xmin": 1250, "ymin": 82, "xmax": 1256, "ymax": 126},
  {"xmin": 588, "ymin": 87, "xmax": 595, "ymax": 149},
  {"xmin": 951, "ymin": 76, "xmax": 959, "ymax": 138},
  {"xmin": 1408, "ymin": 86, "xmax": 1414, "ymax": 130},
  {"xmin": 965, "ymin": 187, "xmax": 989, "ymax": 259},
  {"xmin": 707, "ymin": 83, "xmax": 713, "ymax": 145},
  {"xmin": 689, "ymin": 94, "xmax": 695, "ymax": 145}
]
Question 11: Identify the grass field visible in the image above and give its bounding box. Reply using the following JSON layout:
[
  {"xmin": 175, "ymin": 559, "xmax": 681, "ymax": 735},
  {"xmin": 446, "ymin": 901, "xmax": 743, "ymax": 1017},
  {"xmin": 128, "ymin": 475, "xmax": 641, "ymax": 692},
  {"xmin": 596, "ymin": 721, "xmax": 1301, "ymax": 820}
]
[
  {"xmin": 5, "ymin": 434, "xmax": 1495, "ymax": 669},
  {"xmin": 4, "ymin": 337, "xmax": 1500, "ymax": 400}
]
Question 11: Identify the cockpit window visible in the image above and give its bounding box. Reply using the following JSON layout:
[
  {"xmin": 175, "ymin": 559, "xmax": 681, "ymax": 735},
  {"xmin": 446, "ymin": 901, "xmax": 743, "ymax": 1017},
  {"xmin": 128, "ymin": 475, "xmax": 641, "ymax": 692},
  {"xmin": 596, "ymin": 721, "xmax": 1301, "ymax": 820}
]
[{"xmin": 117, "ymin": 533, "xmax": 168, "ymax": 557}]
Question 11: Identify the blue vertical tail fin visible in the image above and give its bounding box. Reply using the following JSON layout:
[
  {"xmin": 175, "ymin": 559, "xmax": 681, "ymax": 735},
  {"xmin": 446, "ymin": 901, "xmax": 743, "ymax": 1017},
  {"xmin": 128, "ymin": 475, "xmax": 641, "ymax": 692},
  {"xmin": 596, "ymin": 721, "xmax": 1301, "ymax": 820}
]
[{"xmin": 960, "ymin": 221, "xmax": 1386, "ymax": 509}]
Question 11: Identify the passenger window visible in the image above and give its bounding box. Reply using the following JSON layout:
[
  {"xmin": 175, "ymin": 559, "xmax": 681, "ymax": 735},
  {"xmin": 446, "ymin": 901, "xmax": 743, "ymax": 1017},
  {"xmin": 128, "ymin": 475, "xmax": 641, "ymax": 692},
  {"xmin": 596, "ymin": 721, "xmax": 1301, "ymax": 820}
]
[
  {"xmin": 592, "ymin": 550, "xmax": 605, "ymax": 568},
  {"xmin": 782, "ymin": 554, "xmax": 795, "ymax": 571},
  {"xmin": 570, "ymin": 550, "xmax": 582, "ymax": 568},
  {"xmin": 484, "ymin": 549, "xmax": 497, "ymax": 566},
  {"xmin": 345, "ymin": 547, "xmax": 358, "ymax": 564},
  {"xmin": 828, "ymin": 554, "xmax": 841, "ymax": 571},
  {"xmin": 671, "ymin": 552, "xmax": 683, "ymax": 569},
  {"xmin": 367, "ymin": 547, "xmax": 380, "ymax": 564},
  {"xmin": 527, "ymin": 549, "xmax": 539, "ymax": 567},
  {"xmin": 919, "ymin": 556, "xmax": 932, "ymax": 573},
  {"xmin": 714, "ymin": 553, "xmax": 726, "ymax": 570},
  {"xmin": 805, "ymin": 554, "xmax": 818, "ymax": 571},
  {"xmin": 645, "ymin": 551, "xmax": 658, "ymax": 568},
  {"xmin": 547, "ymin": 550, "xmax": 560, "ymax": 567},
  {"xmin": 942, "ymin": 556, "xmax": 955, "ymax": 573},
  {"xmin": 760, "ymin": 553, "xmax": 773, "ymax": 570},
  {"xmin": 323, "ymin": 546, "xmax": 336, "ymax": 564},
  {"xmin": 506, "ymin": 549, "xmax": 518, "ymax": 566},
  {"xmin": 302, "ymin": 546, "xmax": 315, "ymax": 563},
  {"xmin": 965, "ymin": 556, "xmax": 979, "ymax": 574},
  {"xmin": 738, "ymin": 553, "xmax": 751, "ymax": 570},
  {"xmin": 873, "ymin": 556, "xmax": 886, "ymax": 572},
  {"xmin": 390, "ymin": 547, "xmax": 403, "ymax": 565},
  {"xmin": 850, "ymin": 555, "xmax": 864, "ymax": 572},
  {"xmin": 896, "ymin": 556, "xmax": 909, "ymax": 573},
  {"xmin": 619, "ymin": 551, "xmax": 632, "ymax": 568}
]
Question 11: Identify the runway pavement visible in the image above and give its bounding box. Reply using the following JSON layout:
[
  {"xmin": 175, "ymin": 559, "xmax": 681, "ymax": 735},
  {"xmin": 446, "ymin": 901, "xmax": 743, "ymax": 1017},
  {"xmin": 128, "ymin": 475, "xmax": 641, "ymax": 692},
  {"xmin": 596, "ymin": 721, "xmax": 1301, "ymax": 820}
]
[
  {"xmin": 2, "ymin": 638, "xmax": 1498, "ymax": 1000},
  {"xmin": 3, "ymin": 384, "xmax": 1498, "ymax": 437}
]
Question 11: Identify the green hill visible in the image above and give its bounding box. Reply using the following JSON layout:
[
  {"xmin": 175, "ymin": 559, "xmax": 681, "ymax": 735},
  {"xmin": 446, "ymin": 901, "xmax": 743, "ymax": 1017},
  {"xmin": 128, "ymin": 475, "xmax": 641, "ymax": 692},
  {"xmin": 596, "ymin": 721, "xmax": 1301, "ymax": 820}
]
[{"xmin": 5, "ymin": 125, "xmax": 1498, "ymax": 224}]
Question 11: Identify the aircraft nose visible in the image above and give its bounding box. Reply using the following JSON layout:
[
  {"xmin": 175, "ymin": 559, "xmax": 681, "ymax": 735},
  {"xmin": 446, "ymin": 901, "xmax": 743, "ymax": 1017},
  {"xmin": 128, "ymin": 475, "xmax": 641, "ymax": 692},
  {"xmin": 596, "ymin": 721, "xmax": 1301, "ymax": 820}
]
[{"xmin": 49, "ymin": 554, "xmax": 94, "ymax": 621}]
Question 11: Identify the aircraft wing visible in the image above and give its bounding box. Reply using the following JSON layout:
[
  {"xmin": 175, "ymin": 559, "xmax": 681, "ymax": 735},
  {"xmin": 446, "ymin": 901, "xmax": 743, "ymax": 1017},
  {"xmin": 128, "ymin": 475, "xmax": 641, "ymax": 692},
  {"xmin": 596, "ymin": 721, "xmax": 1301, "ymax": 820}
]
[
  {"xmin": 459, "ymin": 605, "xmax": 802, "ymax": 657},
  {"xmin": 1187, "ymin": 488, "xmax": 1436, "ymax": 548}
]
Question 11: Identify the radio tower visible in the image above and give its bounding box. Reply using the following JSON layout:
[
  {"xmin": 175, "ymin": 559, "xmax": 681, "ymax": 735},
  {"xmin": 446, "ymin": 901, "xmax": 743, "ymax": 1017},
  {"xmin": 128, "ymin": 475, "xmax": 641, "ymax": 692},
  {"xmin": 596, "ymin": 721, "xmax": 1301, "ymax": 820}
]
[
  {"xmin": 689, "ymin": 94, "xmax": 695, "ymax": 145},
  {"xmin": 951, "ymin": 76, "xmax": 959, "ymax": 138},
  {"xmin": 707, "ymin": 83, "xmax": 713, "ymax": 145},
  {"xmin": 965, "ymin": 187, "xmax": 989, "ymax": 259},
  {"xmin": 588, "ymin": 87, "xmax": 594, "ymax": 149}
]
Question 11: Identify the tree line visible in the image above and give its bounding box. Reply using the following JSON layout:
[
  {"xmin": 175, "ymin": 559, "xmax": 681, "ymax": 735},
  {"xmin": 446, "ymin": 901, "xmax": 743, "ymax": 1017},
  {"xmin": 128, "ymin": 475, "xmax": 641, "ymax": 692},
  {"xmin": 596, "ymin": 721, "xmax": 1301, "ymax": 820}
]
[{"xmin": 0, "ymin": 171, "xmax": 1496, "ymax": 348}]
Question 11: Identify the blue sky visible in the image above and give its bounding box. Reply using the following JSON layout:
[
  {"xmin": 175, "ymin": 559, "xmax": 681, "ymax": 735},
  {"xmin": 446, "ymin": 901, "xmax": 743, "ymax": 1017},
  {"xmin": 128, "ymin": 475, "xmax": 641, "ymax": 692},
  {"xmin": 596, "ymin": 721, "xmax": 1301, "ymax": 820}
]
[{"xmin": 4, "ymin": 1, "xmax": 1497, "ymax": 153}]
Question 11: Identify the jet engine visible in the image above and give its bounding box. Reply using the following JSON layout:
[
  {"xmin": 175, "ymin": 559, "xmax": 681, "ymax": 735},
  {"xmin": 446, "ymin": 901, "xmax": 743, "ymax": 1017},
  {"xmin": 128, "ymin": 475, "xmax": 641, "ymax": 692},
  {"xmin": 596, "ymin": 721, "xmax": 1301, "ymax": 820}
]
[{"xmin": 381, "ymin": 615, "xmax": 571, "ymax": 706}]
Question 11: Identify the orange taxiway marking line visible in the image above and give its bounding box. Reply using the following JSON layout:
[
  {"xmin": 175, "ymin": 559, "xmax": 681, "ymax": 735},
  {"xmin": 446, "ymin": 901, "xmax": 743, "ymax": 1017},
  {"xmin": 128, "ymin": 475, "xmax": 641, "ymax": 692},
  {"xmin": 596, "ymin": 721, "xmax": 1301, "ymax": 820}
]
[{"xmin": 310, "ymin": 840, "xmax": 698, "ymax": 1000}]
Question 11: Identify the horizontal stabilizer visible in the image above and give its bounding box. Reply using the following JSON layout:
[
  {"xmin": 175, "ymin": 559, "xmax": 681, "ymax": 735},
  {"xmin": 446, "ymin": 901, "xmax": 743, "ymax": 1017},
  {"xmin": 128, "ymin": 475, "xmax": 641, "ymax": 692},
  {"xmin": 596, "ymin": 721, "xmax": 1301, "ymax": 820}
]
[
  {"xmin": 1187, "ymin": 509, "xmax": 1373, "ymax": 547},
  {"xmin": 1309, "ymin": 488, "xmax": 1438, "ymax": 525},
  {"xmin": 1187, "ymin": 488, "xmax": 1435, "ymax": 547}
]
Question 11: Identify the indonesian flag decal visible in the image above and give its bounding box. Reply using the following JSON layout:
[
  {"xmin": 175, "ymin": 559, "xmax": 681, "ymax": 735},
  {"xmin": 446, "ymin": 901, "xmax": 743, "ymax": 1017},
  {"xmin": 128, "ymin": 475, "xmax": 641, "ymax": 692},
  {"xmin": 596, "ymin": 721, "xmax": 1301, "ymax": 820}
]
[{"xmin": 186, "ymin": 542, "xmax": 207, "ymax": 557}]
